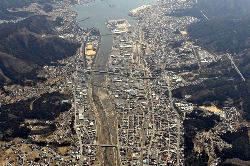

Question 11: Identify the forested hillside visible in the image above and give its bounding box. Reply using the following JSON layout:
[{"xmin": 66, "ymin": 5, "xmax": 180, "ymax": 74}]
[
  {"xmin": 0, "ymin": 92, "xmax": 71, "ymax": 141},
  {"xmin": 169, "ymin": 1, "xmax": 250, "ymax": 165},
  {"xmin": 0, "ymin": 0, "xmax": 67, "ymax": 20},
  {"xmin": 0, "ymin": 15, "xmax": 80, "ymax": 85},
  {"xmin": 196, "ymin": 0, "xmax": 250, "ymax": 18},
  {"xmin": 169, "ymin": 0, "xmax": 250, "ymax": 19},
  {"xmin": 187, "ymin": 16, "xmax": 250, "ymax": 54},
  {"xmin": 173, "ymin": 78, "xmax": 250, "ymax": 118}
]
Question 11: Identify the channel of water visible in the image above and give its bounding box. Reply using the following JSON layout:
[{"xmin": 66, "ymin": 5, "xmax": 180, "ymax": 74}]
[{"xmin": 72, "ymin": 0, "xmax": 156, "ymax": 70}]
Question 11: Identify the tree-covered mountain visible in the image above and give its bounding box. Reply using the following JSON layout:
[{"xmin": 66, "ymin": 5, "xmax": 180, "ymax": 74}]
[
  {"xmin": 0, "ymin": 15, "xmax": 59, "ymax": 35},
  {"xmin": 169, "ymin": 0, "xmax": 250, "ymax": 19},
  {"xmin": 0, "ymin": 15, "xmax": 80, "ymax": 85},
  {"xmin": 0, "ymin": 0, "xmax": 52, "ymax": 19},
  {"xmin": 169, "ymin": 1, "xmax": 250, "ymax": 165},
  {"xmin": 0, "ymin": 92, "xmax": 71, "ymax": 141},
  {"xmin": 187, "ymin": 16, "xmax": 250, "ymax": 54},
  {"xmin": 196, "ymin": 0, "xmax": 250, "ymax": 19},
  {"xmin": 172, "ymin": 78, "xmax": 250, "ymax": 118},
  {"xmin": 183, "ymin": 0, "xmax": 250, "ymax": 80}
]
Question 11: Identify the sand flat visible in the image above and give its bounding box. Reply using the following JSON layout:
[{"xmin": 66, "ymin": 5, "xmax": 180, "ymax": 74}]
[
  {"xmin": 130, "ymin": 5, "xmax": 151, "ymax": 14},
  {"xmin": 199, "ymin": 106, "xmax": 221, "ymax": 113}
]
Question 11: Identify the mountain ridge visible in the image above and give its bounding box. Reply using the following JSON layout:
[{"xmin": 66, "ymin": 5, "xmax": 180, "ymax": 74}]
[
  {"xmin": 169, "ymin": 0, "xmax": 250, "ymax": 19},
  {"xmin": 0, "ymin": 15, "xmax": 80, "ymax": 85}
]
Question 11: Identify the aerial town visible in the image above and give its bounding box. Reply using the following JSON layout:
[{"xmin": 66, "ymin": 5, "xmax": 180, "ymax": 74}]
[{"xmin": 0, "ymin": 0, "xmax": 248, "ymax": 166}]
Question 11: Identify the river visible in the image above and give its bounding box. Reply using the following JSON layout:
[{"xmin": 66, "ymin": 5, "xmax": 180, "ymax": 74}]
[
  {"xmin": 72, "ymin": 1, "xmax": 157, "ymax": 164},
  {"xmin": 72, "ymin": 0, "xmax": 157, "ymax": 70}
]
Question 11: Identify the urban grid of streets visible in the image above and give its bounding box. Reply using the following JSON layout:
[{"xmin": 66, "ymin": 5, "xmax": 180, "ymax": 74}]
[
  {"xmin": 1, "ymin": 0, "xmax": 244, "ymax": 165},
  {"xmin": 72, "ymin": 28, "xmax": 185, "ymax": 165},
  {"xmin": 71, "ymin": 1, "xmax": 198, "ymax": 165}
]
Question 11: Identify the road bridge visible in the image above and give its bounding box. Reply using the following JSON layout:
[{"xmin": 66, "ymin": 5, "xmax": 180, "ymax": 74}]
[
  {"xmin": 137, "ymin": 77, "xmax": 156, "ymax": 79},
  {"xmin": 97, "ymin": 144, "xmax": 117, "ymax": 147},
  {"xmin": 100, "ymin": 34, "xmax": 112, "ymax": 36}
]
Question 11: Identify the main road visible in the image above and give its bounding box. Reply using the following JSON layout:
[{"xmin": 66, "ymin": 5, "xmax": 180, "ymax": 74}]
[
  {"xmin": 227, "ymin": 53, "xmax": 245, "ymax": 81},
  {"xmin": 72, "ymin": 69, "xmax": 84, "ymax": 162},
  {"xmin": 165, "ymin": 71, "xmax": 181, "ymax": 165}
]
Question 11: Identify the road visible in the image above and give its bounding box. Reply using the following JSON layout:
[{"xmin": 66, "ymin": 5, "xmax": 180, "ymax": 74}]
[
  {"xmin": 72, "ymin": 70, "xmax": 84, "ymax": 162},
  {"xmin": 72, "ymin": 45, "xmax": 88, "ymax": 163},
  {"xmin": 165, "ymin": 71, "xmax": 181, "ymax": 165},
  {"xmin": 191, "ymin": 44, "xmax": 202, "ymax": 71},
  {"xmin": 200, "ymin": 10, "xmax": 209, "ymax": 20},
  {"xmin": 227, "ymin": 53, "xmax": 245, "ymax": 81}
]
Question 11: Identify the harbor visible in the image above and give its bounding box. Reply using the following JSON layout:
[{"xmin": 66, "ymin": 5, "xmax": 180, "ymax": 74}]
[{"xmin": 72, "ymin": 0, "xmax": 157, "ymax": 70}]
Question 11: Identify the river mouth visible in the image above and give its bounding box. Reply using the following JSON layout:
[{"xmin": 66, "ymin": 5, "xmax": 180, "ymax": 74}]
[
  {"xmin": 72, "ymin": 0, "xmax": 156, "ymax": 70},
  {"xmin": 72, "ymin": 0, "xmax": 156, "ymax": 30}
]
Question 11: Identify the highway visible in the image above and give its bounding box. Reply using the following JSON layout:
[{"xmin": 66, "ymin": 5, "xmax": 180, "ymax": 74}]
[
  {"xmin": 227, "ymin": 53, "xmax": 245, "ymax": 81},
  {"xmin": 200, "ymin": 10, "xmax": 209, "ymax": 20}
]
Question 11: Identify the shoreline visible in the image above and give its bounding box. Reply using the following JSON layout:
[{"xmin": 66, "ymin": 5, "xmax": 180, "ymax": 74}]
[{"xmin": 129, "ymin": 4, "xmax": 151, "ymax": 15}]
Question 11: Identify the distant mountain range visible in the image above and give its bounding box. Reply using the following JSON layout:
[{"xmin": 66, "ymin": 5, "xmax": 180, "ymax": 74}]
[
  {"xmin": 0, "ymin": 15, "xmax": 80, "ymax": 85},
  {"xmin": 188, "ymin": 16, "xmax": 250, "ymax": 54},
  {"xmin": 0, "ymin": 0, "xmax": 53, "ymax": 19},
  {"xmin": 196, "ymin": 0, "xmax": 250, "ymax": 18},
  {"xmin": 180, "ymin": 0, "xmax": 250, "ymax": 79},
  {"xmin": 169, "ymin": 0, "xmax": 250, "ymax": 19}
]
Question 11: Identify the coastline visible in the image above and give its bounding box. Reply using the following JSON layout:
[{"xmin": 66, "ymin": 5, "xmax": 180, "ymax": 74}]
[
  {"xmin": 129, "ymin": 4, "xmax": 151, "ymax": 15},
  {"xmin": 70, "ymin": 0, "xmax": 157, "ymax": 73}
]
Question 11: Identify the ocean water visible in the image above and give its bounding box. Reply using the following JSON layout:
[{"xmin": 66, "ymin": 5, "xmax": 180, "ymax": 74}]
[{"xmin": 72, "ymin": 0, "xmax": 157, "ymax": 69}]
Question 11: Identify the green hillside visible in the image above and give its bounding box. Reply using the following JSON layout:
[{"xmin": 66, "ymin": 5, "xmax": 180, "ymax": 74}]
[
  {"xmin": 188, "ymin": 16, "xmax": 250, "ymax": 54},
  {"xmin": 0, "ymin": 15, "xmax": 80, "ymax": 85},
  {"xmin": 168, "ymin": 0, "xmax": 250, "ymax": 19}
]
